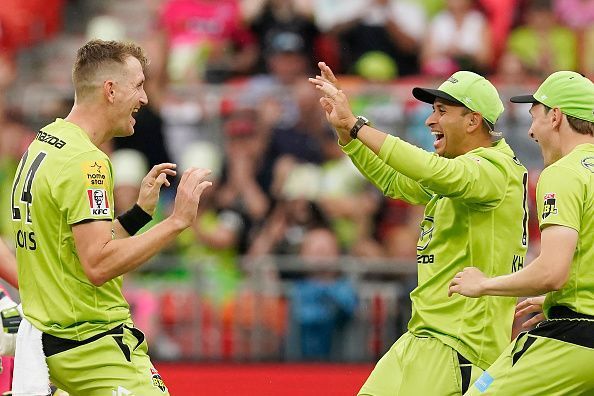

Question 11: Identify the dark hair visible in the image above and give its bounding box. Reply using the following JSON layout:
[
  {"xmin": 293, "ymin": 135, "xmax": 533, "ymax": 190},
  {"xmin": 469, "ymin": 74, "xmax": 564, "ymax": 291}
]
[
  {"xmin": 543, "ymin": 104, "xmax": 594, "ymax": 136},
  {"xmin": 73, "ymin": 39, "xmax": 148, "ymax": 99},
  {"xmin": 460, "ymin": 106, "xmax": 494, "ymax": 134}
]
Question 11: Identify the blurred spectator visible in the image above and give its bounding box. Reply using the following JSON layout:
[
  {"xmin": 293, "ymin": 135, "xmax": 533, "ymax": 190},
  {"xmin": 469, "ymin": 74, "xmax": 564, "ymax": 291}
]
[
  {"xmin": 248, "ymin": 199, "xmax": 329, "ymax": 258},
  {"xmin": 260, "ymin": 80, "xmax": 330, "ymax": 193},
  {"xmin": 238, "ymin": 30, "xmax": 313, "ymax": 137},
  {"xmin": 338, "ymin": 0, "xmax": 426, "ymax": 77},
  {"xmin": 421, "ymin": 0, "xmax": 493, "ymax": 76},
  {"xmin": 175, "ymin": 140, "xmax": 245, "ymax": 304},
  {"xmin": 217, "ymin": 109, "xmax": 271, "ymax": 232},
  {"xmin": 242, "ymin": 0, "xmax": 319, "ymax": 73},
  {"xmin": 553, "ymin": 0, "xmax": 594, "ymax": 29},
  {"xmin": 505, "ymin": 0, "xmax": 578, "ymax": 77},
  {"xmin": 288, "ymin": 227, "xmax": 358, "ymax": 360},
  {"xmin": 158, "ymin": 0, "xmax": 259, "ymax": 83},
  {"xmin": 0, "ymin": 0, "xmax": 65, "ymax": 57},
  {"xmin": 552, "ymin": 0, "xmax": 594, "ymax": 77},
  {"xmin": 111, "ymin": 149, "xmax": 150, "ymax": 215},
  {"xmin": 0, "ymin": 56, "xmax": 35, "ymax": 241},
  {"xmin": 478, "ymin": 0, "xmax": 520, "ymax": 63}
]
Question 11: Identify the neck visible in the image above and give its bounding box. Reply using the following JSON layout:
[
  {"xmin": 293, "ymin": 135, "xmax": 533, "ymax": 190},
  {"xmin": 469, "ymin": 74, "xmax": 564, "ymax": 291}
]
[
  {"xmin": 64, "ymin": 103, "xmax": 112, "ymax": 147},
  {"xmin": 561, "ymin": 131, "xmax": 594, "ymax": 156}
]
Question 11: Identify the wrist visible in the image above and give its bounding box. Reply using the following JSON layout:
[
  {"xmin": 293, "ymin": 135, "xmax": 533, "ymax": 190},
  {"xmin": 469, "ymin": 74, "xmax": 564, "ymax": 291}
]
[
  {"xmin": 335, "ymin": 116, "xmax": 358, "ymax": 145},
  {"xmin": 117, "ymin": 204, "xmax": 153, "ymax": 236},
  {"xmin": 165, "ymin": 215, "xmax": 189, "ymax": 233},
  {"xmin": 136, "ymin": 201, "xmax": 155, "ymax": 216},
  {"xmin": 479, "ymin": 277, "xmax": 493, "ymax": 296}
]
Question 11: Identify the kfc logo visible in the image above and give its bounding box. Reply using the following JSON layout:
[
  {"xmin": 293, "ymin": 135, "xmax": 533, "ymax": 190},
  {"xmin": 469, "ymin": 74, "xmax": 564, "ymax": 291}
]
[{"xmin": 87, "ymin": 189, "xmax": 109, "ymax": 216}]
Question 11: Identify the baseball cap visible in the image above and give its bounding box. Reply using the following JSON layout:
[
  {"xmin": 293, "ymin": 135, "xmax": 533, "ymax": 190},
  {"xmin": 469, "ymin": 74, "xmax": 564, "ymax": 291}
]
[
  {"xmin": 412, "ymin": 71, "xmax": 504, "ymax": 127},
  {"xmin": 266, "ymin": 31, "xmax": 306, "ymax": 55},
  {"xmin": 510, "ymin": 71, "xmax": 594, "ymax": 123}
]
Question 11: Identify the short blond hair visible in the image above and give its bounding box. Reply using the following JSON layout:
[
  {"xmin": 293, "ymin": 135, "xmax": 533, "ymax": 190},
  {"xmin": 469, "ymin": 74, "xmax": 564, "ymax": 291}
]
[{"xmin": 72, "ymin": 39, "xmax": 148, "ymax": 99}]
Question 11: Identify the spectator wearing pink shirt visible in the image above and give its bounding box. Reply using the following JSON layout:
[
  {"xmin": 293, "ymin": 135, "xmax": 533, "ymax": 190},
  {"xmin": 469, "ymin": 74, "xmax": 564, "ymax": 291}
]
[{"xmin": 159, "ymin": 0, "xmax": 259, "ymax": 83}]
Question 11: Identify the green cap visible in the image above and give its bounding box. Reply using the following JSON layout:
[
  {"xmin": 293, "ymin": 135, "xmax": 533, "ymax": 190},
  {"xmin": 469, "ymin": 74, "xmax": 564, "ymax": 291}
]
[
  {"xmin": 510, "ymin": 71, "xmax": 594, "ymax": 123},
  {"xmin": 412, "ymin": 71, "xmax": 504, "ymax": 126}
]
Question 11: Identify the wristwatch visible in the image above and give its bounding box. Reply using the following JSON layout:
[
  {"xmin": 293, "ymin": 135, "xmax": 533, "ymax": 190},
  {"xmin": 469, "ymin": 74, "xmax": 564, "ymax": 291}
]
[{"xmin": 349, "ymin": 116, "xmax": 370, "ymax": 139}]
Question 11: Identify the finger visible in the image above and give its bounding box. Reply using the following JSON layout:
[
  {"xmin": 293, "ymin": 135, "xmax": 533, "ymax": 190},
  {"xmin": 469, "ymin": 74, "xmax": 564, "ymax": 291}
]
[
  {"xmin": 178, "ymin": 167, "xmax": 196, "ymax": 189},
  {"xmin": 193, "ymin": 180, "xmax": 213, "ymax": 198},
  {"xmin": 318, "ymin": 62, "xmax": 338, "ymax": 84},
  {"xmin": 448, "ymin": 284, "xmax": 460, "ymax": 297},
  {"xmin": 194, "ymin": 168, "xmax": 212, "ymax": 182},
  {"xmin": 515, "ymin": 298, "xmax": 531, "ymax": 311},
  {"xmin": 149, "ymin": 163, "xmax": 176, "ymax": 176},
  {"xmin": 522, "ymin": 313, "xmax": 545, "ymax": 329},
  {"xmin": 515, "ymin": 304, "xmax": 542, "ymax": 318},
  {"xmin": 155, "ymin": 172, "xmax": 168, "ymax": 187}
]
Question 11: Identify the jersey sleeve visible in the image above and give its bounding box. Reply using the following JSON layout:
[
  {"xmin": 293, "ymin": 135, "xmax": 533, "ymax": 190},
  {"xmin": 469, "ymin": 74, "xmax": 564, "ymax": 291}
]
[
  {"xmin": 378, "ymin": 135, "xmax": 507, "ymax": 208},
  {"xmin": 342, "ymin": 139, "xmax": 433, "ymax": 205},
  {"xmin": 51, "ymin": 152, "xmax": 115, "ymax": 224},
  {"xmin": 536, "ymin": 165, "xmax": 583, "ymax": 232}
]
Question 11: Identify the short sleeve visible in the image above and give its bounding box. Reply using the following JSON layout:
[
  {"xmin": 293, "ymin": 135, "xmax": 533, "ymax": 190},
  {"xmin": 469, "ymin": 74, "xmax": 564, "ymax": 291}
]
[
  {"xmin": 52, "ymin": 152, "xmax": 114, "ymax": 224},
  {"xmin": 536, "ymin": 165, "xmax": 583, "ymax": 231}
]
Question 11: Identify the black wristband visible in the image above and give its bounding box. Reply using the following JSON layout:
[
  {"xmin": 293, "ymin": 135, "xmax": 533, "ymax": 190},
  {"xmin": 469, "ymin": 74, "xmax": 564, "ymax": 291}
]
[
  {"xmin": 116, "ymin": 204, "xmax": 152, "ymax": 235},
  {"xmin": 349, "ymin": 116, "xmax": 370, "ymax": 139}
]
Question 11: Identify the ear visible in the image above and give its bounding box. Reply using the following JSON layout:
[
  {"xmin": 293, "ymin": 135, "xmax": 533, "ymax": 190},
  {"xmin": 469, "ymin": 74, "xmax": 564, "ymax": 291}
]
[
  {"xmin": 466, "ymin": 112, "xmax": 482, "ymax": 133},
  {"xmin": 104, "ymin": 80, "xmax": 116, "ymax": 104},
  {"xmin": 551, "ymin": 107, "xmax": 563, "ymax": 130}
]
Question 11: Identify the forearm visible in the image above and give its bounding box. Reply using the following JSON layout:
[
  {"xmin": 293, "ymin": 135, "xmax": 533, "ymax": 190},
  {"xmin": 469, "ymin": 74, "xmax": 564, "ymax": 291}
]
[
  {"xmin": 88, "ymin": 217, "xmax": 184, "ymax": 285},
  {"xmin": 481, "ymin": 256, "xmax": 563, "ymax": 297},
  {"xmin": 343, "ymin": 139, "xmax": 431, "ymax": 204}
]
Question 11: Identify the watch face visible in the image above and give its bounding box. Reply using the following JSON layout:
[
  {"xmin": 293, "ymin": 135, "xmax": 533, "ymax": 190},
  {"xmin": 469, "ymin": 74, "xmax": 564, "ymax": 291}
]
[{"xmin": 359, "ymin": 116, "xmax": 369, "ymax": 124}]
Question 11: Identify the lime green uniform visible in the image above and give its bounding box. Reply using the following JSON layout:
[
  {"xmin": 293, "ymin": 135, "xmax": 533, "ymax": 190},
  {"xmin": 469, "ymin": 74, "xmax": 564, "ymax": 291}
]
[
  {"xmin": 12, "ymin": 119, "xmax": 168, "ymax": 395},
  {"xmin": 343, "ymin": 136, "xmax": 528, "ymax": 395},
  {"xmin": 466, "ymin": 144, "xmax": 594, "ymax": 395}
]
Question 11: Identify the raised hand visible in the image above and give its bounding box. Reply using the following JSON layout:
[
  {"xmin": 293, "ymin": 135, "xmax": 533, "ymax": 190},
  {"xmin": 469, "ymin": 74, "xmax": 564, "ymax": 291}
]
[
  {"xmin": 317, "ymin": 61, "xmax": 340, "ymax": 89},
  {"xmin": 515, "ymin": 296, "xmax": 546, "ymax": 329},
  {"xmin": 308, "ymin": 75, "xmax": 356, "ymax": 136},
  {"xmin": 136, "ymin": 163, "xmax": 177, "ymax": 216},
  {"xmin": 170, "ymin": 167, "xmax": 212, "ymax": 229}
]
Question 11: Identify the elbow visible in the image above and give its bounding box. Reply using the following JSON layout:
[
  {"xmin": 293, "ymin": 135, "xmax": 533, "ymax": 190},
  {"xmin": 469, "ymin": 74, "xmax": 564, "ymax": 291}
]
[
  {"xmin": 542, "ymin": 271, "xmax": 569, "ymax": 292},
  {"xmin": 83, "ymin": 264, "xmax": 109, "ymax": 287}
]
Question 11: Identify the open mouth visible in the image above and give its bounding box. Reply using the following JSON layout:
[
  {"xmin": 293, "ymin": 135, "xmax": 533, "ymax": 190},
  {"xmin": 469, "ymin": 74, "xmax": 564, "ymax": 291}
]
[{"xmin": 432, "ymin": 131, "xmax": 445, "ymax": 142}]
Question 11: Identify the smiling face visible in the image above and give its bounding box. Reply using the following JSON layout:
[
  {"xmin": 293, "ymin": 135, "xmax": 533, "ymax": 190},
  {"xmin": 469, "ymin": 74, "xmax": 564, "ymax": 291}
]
[
  {"xmin": 111, "ymin": 56, "xmax": 148, "ymax": 137},
  {"xmin": 424, "ymin": 99, "xmax": 475, "ymax": 158},
  {"xmin": 528, "ymin": 103, "xmax": 563, "ymax": 166}
]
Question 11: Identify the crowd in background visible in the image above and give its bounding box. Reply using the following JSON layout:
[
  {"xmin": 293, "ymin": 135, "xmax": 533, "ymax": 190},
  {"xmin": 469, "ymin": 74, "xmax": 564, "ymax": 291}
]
[{"xmin": 0, "ymin": 0, "xmax": 592, "ymax": 361}]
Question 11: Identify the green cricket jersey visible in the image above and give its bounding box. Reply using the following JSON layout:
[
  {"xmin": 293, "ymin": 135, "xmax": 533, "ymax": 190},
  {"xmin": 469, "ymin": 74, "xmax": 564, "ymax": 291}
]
[
  {"xmin": 343, "ymin": 136, "xmax": 528, "ymax": 369},
  {"xmin": 537, "ymin": 144, "xmax": 594, "ymax": 318},
  {"xmin": 12, "ymin": 118, "xmax": 130, "ymax": 340}
]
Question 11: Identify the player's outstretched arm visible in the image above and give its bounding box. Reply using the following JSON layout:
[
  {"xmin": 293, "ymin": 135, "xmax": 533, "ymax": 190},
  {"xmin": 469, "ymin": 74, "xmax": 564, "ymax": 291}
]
[
  {"xmin": 448, "ymin": 225, "xmax": 576, "ymax": 298},
  {"xmin": 73, "ymin": 167, "xmax": 212, "ymax": 286},
  {"xmin": 113, "ymin": 163, "xmax": 177, "ymax": 239},
  {"xmin": 0, "ymin": 239, "xmax": 18, "ymax": 289}
]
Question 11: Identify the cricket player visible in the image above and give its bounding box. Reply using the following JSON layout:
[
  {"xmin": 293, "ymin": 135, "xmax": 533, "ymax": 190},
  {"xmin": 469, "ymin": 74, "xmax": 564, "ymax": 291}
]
[
  {"xmin": 12, "ymin": 39, "xmax": 211, "ymax": 395},
  {"xmin": 450, "ymin": 71, "xmax": 594, "ymax": 394},
  {"xmin": 310, "ymin": 63, "xmax": 528, "ymax": 395}
]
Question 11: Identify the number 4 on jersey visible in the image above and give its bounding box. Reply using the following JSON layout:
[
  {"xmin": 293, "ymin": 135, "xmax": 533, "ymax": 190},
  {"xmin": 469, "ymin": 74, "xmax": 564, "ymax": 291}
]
[{"xmin": 11, "ymin": 151, "xmax": 47, "ymax": 224}]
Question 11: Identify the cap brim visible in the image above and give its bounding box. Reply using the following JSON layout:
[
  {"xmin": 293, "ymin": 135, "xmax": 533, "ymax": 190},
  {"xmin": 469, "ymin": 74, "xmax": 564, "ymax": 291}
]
[
  {"xmin": 509, "ymin": 94, "xmax": 537, "ymax": 103},
  {"xmin": 412, "ymin": 87, "xmax": 464, "ymax": 106}
]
